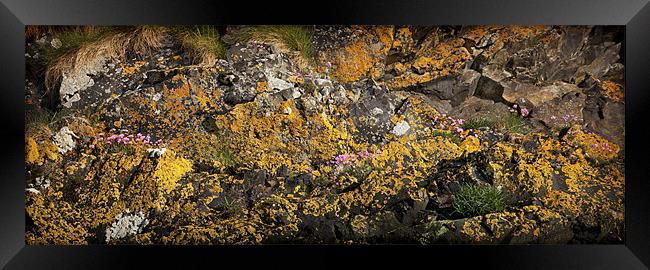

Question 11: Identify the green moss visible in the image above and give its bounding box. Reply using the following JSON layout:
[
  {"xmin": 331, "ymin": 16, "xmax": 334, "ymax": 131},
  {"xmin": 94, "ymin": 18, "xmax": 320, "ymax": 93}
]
[{"xmin": 452, "ymin": 183, "xmax": 506, "ymax": 217}]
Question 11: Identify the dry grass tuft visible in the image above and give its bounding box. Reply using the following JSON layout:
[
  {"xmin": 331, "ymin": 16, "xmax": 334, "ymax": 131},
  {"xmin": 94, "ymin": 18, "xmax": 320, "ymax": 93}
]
[
  {"xmin": 25, "ymin": 107, "xmax": 60, "ymax": 142},
  {"xmin": 232, "ymin": 25, "xmax": 315, "ymax": 69},
  {"xmin": 40, "ymin": 26, "xmax": 169, "ymax": 91},
  {"xmin": 25, "ymin": 26, "xmax": 79, "ymax": 40},
  {"xmin": 173, "ymin": 25, "xmax": 226, "ymax": 65}
]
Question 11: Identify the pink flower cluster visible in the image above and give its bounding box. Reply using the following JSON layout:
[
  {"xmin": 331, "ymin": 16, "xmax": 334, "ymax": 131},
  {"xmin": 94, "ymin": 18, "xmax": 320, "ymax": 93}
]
[
  {"xmin": 333, "ymin": 149, "xmax": 380, "ymax": 166},
  {"xmin": 93, "ymin": 128, "xmax": 163, "ymax": 148},
  {"xmin": 511, "ymin": 104, "xmax": 529, "ymax": 117},
  {"xmin": 592, "ymin": 141, "xmax": 617, "ymax": 152},
  {"xmin": 431, "ymin": 113, "xmax": 466, "ymax": 134},
  {"xmin": 550, "ymin": 114, "xmax": 580, "ymax": 126}
]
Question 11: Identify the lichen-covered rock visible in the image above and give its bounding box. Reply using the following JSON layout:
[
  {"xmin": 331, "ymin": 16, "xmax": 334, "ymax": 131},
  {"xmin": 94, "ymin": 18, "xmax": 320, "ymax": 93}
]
[
  {"xmin": 25, "ymin": 25, "xmax": 624, "ymax": 245},
  {"xmin": 52, "ymin": 126, "xmax": 77, "ymax": 154},
  {"xmin": 105, "ymin": 210, "xmax": 149, "ymax": 243}
]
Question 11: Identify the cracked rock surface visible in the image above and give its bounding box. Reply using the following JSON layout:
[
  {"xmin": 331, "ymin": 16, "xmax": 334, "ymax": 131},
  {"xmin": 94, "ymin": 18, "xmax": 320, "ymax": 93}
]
[{"xmin": 25, "ymin": 25, "xmax": 624, "ymax": 244}]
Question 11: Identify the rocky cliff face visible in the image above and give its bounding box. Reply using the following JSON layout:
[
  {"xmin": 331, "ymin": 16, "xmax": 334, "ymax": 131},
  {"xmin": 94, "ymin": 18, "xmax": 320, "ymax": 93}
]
[{"xmin": 25, "ymin": 25, "xmax": 624, "ymax": 244}]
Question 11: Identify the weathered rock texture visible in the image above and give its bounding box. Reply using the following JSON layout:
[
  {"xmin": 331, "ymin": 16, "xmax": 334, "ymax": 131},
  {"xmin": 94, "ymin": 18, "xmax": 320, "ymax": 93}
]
[{"xmin": 25, "ymin": 25, "xmax": 624, "ymax": 244}]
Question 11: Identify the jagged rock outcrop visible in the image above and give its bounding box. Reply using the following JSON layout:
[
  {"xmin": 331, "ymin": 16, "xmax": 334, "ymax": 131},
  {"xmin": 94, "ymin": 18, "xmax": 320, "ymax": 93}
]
[{"xmin": 25, "ymin": 25, "xmax": 624, "ymax": 244}]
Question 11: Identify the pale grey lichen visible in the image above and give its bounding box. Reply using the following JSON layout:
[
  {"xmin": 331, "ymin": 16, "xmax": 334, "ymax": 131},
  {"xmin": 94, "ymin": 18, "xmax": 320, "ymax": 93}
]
[
  {"xmin": 59, "ymin": 55, "xmax": 108, "ymax": 108},
  {"xmin": 391, "ymin": 121, "xmax": 411, "ymax": 137},
  {"xmin": 147, "ymin": 147, "xmax": 167, "ymax": 158},
  {"xmin": 105, "ymin": 210, "xmax": 149, "ymax": 243},
  {"xmin": 52, "ymin": 127, "xmax": 77, "ymax": 154}
]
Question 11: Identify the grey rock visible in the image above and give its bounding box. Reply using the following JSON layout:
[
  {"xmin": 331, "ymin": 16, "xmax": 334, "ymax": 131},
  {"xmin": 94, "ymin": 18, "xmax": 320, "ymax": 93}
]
[
  {"xmin": 349, "ymin": 90, "xmax": 396, "ymax": 143},
  {"xmin": 59, "ymin": 55, "xmax": 109, "ymax": 108}
]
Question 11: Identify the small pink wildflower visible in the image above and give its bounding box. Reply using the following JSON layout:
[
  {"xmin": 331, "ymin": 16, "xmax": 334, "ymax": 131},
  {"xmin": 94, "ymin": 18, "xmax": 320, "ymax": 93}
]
[{"xmin": 520, "ymin": 108, "xmax": 529, "ymax": 117}]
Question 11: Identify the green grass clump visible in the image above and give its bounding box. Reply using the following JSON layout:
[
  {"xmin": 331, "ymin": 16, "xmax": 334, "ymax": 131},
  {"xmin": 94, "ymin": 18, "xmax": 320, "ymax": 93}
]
[
  {"xmin": 462, "ymin": 117, "xmax": 496, "ymax": 130},
  {"xmin": 462, "ymin": 115, "xmax": 529, "ymax": 134},
  {"xmin": 38, "ymin": 26, "xmax": 123, "ymax": 66},
  {"xmin": 452, "ymin": 183, "xmax": 506, "ymax": 217},
  {"xmin": 500, "ymin": 114, "xmax": 529, "ymax": 134},
  {"xmin": 432, "ymin": 130, "xmax": 462, "ymax": 144},
  {"xmin": 174, "ymin": 25, "xmax": 226, "ymax": 64},
  {"xmin": 234, "ymin": 25, "xmax": 314, "ymax": 63},
  {"xmin": 108, "ymin": 143, "xmax": 136, "ymax": 155},
  {"xmin": 26, "ymin": 108, "xmax": 61, "ymax": 133}
]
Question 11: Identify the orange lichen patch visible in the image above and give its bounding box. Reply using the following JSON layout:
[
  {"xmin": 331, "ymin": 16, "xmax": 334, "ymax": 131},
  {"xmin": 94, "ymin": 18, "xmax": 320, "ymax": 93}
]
[
  {"xmin": 461, "ymin": 25, "xmax": 550, "ymax": 58},
  {"xmin": 324, "ymin": 39, "xmax": 383, "ymax": 83},
  {"xmin": 542, "ymin": 155, "xmax": 624, "ymax": 232},
  {"xmin": 460, "ymin": 135, "xmax": 481, "ymax": 154},
  {"xmin": 565, "ymin": 128, "xmax": 620, "ymax": 162},
  {"xmin": 160, "ymin": 225, "xmax": 221, "ymax": 244},
  {"xmin": 392, "ymin": 27, "xmax": 413, "ymax": 49},
  {"xmin": 191, "ymin": 83, "xmax": 221, "ymax": 112},
  {"xmin": 386, "ymin": 38, "xmax": 472, "ymax": 89},
  {"xmin": 26, "ymin": 190, "xmax": 89, "ymax": 244},
  {"xmin": 332, "ymin": 135, "xmax": 463, "ymax": 214},
  {"xmin": 26, "ymin": 137, "xmax": 40, "ymax": 165},
  {"xmin": 124, "ymin": 150, "xmax": 193, "ymax": 212},
  {"xmin": 375, "ymin": 25, "xmax": 395, "ymax": 55},
  {"xmin": 25, "ymin": 136, "xmax": 59, "ymax": 165},
  {"xmin": 287, "ymin": 75, "xmax": 305, "ymax": 85},
  {"xmin": 26, "ymin": 150, "xmax": 143, "ymax": 244},
  {"xmin": 256, "ymin": 81, "xmax": 269, "ymax": 93},
  {"xmin": 301, "ymin": 196, "xmax": 337, "ymax": 217},
  {"xmin": 415, "ymin": 38, "xmax": 470, "ymax": 74},
  {"xmin": 600, "ymin": 80, "xmax": 624, "ymax": 102},
  {"xmin": 480, "ymin": 131, "xmax": 624, "ymax": 240},
  {"xmin": 317, "ymin": 26, "xmax": 389, "ymax": 83},
  {"xmin": 515, "ymin": 158, "xmax": 553, "ymax": 197},
  {"xmin": 213, "ymin": 100, "xmax": 315, "ymax": 173},
  {"xmin": 120, "ymin": 60, "xmax": 147, "ymax": 75},
  {"xmin": 458, "ymin": 205, "xmax": 569, "ymax": 243},
  {"xmin": 157, "ymin": 193, "xmax": 301, "ymax": 244},
  {"xmin": 174, "ymin": 131, "xmax": 235, "ymax": 172}
]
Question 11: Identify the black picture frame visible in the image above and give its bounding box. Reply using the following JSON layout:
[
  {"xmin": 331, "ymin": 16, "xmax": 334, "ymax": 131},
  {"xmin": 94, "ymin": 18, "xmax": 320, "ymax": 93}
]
[{"xmin": 1, "ymin": 0, "xmax": 649, "ymax": 269}]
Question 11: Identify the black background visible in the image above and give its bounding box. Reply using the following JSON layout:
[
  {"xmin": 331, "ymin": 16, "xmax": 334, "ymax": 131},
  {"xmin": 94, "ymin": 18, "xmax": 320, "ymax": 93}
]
[{"xmin": 1, "ymin": 0, "xmax": 649, "ymax": 269}]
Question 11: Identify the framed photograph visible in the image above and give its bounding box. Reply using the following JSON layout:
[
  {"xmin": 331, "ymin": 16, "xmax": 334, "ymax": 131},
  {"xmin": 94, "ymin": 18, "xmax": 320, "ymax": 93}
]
[{"xmin": 1, "ymin": 0, "xmax": 649, "ymax": 269}]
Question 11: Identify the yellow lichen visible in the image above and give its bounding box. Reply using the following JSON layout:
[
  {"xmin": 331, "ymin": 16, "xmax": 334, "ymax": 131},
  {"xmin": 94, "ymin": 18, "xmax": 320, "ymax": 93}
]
[
  {"xmin": 600, "ymin": 81, "xmax": 624, "ymax": 102},
  {"xmin": 26, "ymin": 137, "xmax": 40, "ymax": 165}
]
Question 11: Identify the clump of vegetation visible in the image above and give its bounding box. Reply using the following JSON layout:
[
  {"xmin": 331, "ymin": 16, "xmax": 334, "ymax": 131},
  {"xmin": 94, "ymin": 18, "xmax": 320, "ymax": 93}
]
[
  {"xmin": 432, "ymin": 130, "xmax": 462, "ymax": 144},
  {"xmin": 499, "ymin": 114, "xmax": 529, "ymax": 134},
  {"xmin": 177, "ymin": 132, "xmax": 236, "ymax": 172},
  {"xmin": 462, "ymin": 114, "xmax": 529, "ymax": 134},
  {"xmin": 173, "ymin": 25, "xmax": 226, "ymax": 65},
  {"xmin": 25, "ymin": 108, "xmax": 65, "ymax": 142},
  {"xmin": 233, "ymin": 25, "xmax": 314, "ymax": 64},
  {"xmin": 452, "ymin": 183, "xmax": 506, "ymax": 217},
  {"xmin": 461, "ymin": 117, "xmax": 496, "ymax": 130},
  {"xmin": 107, "ymin": 143, "xmax": 136, "ymax": 155},
  {"xmin": 26, "ymin": 108, "xmax": 60, "ymax": 132},
  {"xmin": 38, "ymin": 26, "xmax": 168, "ymax": 90}
]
